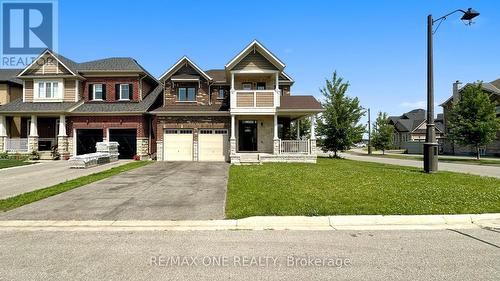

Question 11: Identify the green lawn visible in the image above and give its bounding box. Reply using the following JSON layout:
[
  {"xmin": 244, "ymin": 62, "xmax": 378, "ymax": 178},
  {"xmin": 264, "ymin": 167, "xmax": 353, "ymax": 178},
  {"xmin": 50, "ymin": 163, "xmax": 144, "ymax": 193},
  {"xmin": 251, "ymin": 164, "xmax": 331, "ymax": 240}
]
[
  {"xmin": 0, "ymin": 161, "xmax": 151, "ymax": 212},
  {"xmin": 226, "ymin": 158, "xmax": 500, "ymax": 218},
  {"xmin": 0, "ymin": 159, "xmax": 34, "ymax": 169}
]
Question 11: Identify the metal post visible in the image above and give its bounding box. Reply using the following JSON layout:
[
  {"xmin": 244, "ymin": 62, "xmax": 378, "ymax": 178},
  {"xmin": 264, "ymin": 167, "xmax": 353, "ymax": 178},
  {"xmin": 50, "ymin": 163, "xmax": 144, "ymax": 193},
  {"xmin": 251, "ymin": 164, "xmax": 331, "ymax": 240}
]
[
  {"xmin": 367, "ymin": 108, "xmax": 372, "ymax": 154},
  {"xmin": 424, "ymin": 14, "xmax": 438, "ymax": 173}
]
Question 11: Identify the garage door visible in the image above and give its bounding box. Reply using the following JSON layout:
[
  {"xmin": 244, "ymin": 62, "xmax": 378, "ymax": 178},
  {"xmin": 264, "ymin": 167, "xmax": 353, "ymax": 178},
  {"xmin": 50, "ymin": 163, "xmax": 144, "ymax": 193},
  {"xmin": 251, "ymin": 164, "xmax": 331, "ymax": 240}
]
[
  {"xmin": 109, "ymin": 129, "xmax": 137, "ymax": 159},
  {"xmin": 164, "ymin": 129, "xmax": 193, "ymax": 161},
  {"xmin": 76, "ymin": 129, "xmax": 103, "ymax": 155},
  {"xmin": 199, "ymin": 129, "xmax": 228, "ymax": 162}
]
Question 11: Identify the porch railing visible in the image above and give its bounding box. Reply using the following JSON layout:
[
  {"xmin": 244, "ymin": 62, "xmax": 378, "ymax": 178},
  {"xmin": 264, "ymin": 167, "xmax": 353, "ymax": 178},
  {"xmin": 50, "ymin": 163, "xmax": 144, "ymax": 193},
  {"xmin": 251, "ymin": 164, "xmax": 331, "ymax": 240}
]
[
  {"xmin": 280, "ymin": 140, "xmax": 309, "ymax": 154},
  {"xmin": 5, "ymin": 138, "xmax": 28, "ymax": 152}
]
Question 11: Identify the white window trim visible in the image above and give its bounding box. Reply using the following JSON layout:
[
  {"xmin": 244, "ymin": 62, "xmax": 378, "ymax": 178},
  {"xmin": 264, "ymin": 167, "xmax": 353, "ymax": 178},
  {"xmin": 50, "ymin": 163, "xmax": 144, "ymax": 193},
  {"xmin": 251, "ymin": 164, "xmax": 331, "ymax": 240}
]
[
  {"xmin": 33, "ymin": 79, "xmax": 64, "ymax": 102},
  {"xmin": 92, "ymin": 84, "xmax": 104, "ymax": 101},
  {"xmin": 177, "ymin": 87, "xmax": 196, "ymax": 102},
  {"xmin": 119, "ymin": 84, "xmax": 130, "ymax": 101}
]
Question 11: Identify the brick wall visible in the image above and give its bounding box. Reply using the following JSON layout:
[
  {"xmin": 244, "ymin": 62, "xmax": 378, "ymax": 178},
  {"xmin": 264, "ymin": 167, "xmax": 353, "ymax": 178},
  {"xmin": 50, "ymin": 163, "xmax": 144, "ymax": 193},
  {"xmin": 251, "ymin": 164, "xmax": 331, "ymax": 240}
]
[
  {"xmin": 82, "ymin": 78, "xmax": 140, "ymax": 102},
  {"xmin": 68, "ymin": 115, "xmax": 147, "ymax": 138}
]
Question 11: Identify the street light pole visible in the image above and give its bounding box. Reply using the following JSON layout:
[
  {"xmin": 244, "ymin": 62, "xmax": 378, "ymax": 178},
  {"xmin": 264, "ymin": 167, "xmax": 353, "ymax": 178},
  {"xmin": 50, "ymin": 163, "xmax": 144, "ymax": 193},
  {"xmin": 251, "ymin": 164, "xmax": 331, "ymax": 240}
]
[
  {"xmin": 424, "ymin": 14, "xmax": 438, "ymax": 173},
  {"xmin": 423, "ymin": 8, "xmax": 479, "ymax": 173},
  {"xmin": 368, "ymin": 108, "xmax": 372, "ymax": 155}
]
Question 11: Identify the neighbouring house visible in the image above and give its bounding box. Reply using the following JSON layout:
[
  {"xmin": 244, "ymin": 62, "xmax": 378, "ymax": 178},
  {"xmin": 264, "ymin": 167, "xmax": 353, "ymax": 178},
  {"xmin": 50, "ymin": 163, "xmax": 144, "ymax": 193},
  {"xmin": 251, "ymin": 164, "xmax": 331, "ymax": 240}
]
[
  {"xmin": 0, "ymin": 50, "xmax": 161, "ymax": 159},
  {"xmin": 0, "ymin": 69, "xmax": 23, "ymax": 106},
  {"xmin": 440, "ymin": 79, "xmax": 500, "ymax": 156},
  {"xmin": 389, "ymin": 109, "xmax": 444, "ymax": 153},
  {"xmin": 152, "ymin": 40, "xmax": 323, "ymax": 163}
]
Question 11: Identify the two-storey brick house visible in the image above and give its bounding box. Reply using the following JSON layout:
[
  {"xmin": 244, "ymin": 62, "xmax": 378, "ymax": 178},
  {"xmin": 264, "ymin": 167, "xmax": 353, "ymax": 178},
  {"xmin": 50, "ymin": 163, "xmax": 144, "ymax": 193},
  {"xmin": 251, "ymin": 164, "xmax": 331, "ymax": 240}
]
[
  {"xmin": 152, "ymin": 40, "xmax": 323, "ymax": 163},
  {"xmin": 0, "ymin": 50, "xmax": 161, "ymax": 159}
]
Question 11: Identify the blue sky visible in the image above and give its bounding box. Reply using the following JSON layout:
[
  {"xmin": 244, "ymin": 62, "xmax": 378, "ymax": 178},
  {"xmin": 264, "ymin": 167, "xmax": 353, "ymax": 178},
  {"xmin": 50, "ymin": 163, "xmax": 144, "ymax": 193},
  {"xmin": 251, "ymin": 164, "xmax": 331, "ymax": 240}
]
[{"xmin": 58, "ymin": 0, "xmax": 499, "ymax": 121}]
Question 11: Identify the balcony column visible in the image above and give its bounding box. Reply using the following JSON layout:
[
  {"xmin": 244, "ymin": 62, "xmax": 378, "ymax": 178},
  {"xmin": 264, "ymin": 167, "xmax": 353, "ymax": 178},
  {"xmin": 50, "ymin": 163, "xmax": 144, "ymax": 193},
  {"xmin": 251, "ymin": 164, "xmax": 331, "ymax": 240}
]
[
  {"xmin": 273, "ymin": 114, "xmax": 280, "ymax": 155},
  {"xmin": 28, "ymin": 115, "xmax": 38, "ymax": 152},
  {"xmin": 0, "ymin": 115, "xmax": 6, "ymax": 152},
  {"xmin": 57, "ymin": 115, "xmax": 68, "ymax": 158},
  {"xmin": 274, "ymin": 72, "xmax": 280, "ymax": 107}
]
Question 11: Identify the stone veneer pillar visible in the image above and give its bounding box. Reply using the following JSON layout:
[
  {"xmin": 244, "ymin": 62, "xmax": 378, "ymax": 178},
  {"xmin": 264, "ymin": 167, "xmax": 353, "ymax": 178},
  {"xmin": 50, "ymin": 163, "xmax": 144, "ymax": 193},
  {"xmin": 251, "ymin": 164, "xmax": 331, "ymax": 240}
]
[
  {"xmin": 136, "ymin": 137, "xmax": 149, "ymax": 159},
  {"xmin": 57, "ymin": 115, "xmax": 68, "ymax": 158},
  {"xmin": 156, "ymin": 140, "xmax": 163, "ymax": 161}
]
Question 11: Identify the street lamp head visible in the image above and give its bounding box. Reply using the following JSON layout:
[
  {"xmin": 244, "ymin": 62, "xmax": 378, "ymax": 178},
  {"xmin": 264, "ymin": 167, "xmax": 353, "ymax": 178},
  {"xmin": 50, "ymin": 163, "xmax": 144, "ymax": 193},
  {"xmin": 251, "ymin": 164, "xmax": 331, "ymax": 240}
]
[{"xmin": 461, "ymin": 8, "xmax": 480, "ymax": 21}]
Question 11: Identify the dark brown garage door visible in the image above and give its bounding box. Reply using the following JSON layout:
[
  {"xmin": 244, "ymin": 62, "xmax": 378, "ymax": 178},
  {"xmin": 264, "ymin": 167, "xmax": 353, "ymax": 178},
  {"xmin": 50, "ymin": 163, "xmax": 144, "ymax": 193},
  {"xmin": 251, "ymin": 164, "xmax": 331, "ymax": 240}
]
[
  {"xmin": 109, "ymin": 129, "xmax": 137, "ymax": 159},
  {"xmin": 76, "ymin": 129, "xmax": 103, "ymax": 155}
]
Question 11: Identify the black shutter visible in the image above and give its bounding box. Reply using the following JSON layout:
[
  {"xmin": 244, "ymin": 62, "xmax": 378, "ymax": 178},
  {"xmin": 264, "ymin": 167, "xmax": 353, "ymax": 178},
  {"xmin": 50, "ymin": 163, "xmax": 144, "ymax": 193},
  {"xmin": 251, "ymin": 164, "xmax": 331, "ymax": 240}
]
[
  {"xmin": 102, "ymin": 84, "xmax": 106, "ymax": 100},
  {"xmin": 115, "ymin": 84, "xmax": 120, "ymax": 100},
  {"xmin": 128, "ymin": 84, "xmax": 133, "ymax": 100},
  {"xmin": 88, "ymin": 84, "xmax": 93, "ymax": 100}
]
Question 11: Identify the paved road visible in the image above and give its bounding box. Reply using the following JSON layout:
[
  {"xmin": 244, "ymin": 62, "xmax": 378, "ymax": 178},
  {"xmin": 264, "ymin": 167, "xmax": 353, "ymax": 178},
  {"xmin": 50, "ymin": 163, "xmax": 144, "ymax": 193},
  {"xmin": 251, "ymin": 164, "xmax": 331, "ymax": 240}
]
[
  {"xmin": 0, "ymin": 160, "xmax": 131, "ymax": 199},
  {"xmin": 0, "ymin": 162, "xmax": 228, "ymax": 221},
  {"xmin": 0, "ymin": 229, "xmax": 498, "ymax": 280},
  {"xmin": 340, "ymin": 152, "xmax": 500, "ymax": 178}
]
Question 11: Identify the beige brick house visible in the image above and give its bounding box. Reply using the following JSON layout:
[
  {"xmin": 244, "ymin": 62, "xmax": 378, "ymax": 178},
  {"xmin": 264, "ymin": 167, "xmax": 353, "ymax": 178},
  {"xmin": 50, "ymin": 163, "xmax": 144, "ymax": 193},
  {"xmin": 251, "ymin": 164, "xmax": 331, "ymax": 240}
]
[{"xmin": 152, "ymin": 40, "xmax": 323, "ymax": 164}]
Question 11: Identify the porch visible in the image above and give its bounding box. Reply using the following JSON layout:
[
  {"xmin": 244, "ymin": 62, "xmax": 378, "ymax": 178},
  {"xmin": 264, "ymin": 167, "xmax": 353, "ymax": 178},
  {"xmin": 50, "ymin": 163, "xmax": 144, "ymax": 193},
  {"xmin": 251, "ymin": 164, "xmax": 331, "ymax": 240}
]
[
  {"xmin": 229, "ymin": 113, "xmax": 318, "ymax": 164},
  {"xmin": 0, "ymin": 115, "xmax": 69, "ymax": 158}
]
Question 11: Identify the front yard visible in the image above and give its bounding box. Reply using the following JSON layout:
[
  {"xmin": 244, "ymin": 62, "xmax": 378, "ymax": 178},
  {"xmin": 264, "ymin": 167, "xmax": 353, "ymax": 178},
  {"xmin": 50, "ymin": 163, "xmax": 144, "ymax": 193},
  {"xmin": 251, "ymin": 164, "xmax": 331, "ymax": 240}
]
[
  {"xmin": 0, "ymin": 159, "xmax": 33, "ymax": 170},
  {"xmin": 226, "ymin": 158, "xmax": 500, "ymax": 218}
]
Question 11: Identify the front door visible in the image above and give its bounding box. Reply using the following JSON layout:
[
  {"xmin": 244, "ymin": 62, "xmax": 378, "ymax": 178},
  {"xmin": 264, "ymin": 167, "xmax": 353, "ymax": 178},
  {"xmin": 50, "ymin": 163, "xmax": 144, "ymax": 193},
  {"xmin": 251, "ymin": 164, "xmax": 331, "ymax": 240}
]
[{"xmin": 238, "ymin": 120, "xmax": 257, "ymax": 152}]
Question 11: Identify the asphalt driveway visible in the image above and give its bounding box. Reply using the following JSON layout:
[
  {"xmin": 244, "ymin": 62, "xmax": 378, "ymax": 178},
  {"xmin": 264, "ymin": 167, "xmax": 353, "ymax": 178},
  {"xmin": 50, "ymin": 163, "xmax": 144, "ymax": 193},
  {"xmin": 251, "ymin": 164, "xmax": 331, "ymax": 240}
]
[{"xmin": 0, "ymin": 162, "xmax": 229, "ymax": 220}]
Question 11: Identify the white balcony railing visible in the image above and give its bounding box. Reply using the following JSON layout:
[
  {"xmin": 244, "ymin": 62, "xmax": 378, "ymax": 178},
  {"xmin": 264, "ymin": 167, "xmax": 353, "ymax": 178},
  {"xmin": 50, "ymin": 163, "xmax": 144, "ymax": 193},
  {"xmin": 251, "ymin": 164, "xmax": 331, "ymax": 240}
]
[
  {"xmin": 230, "ymin": 90, "xmax": 280, "ymax": 109},
  {"xmin": 280, "ymin": 140, "xmax": 310, "ymax": 154},
  {"xmin": 5, "ymin": 138, "xmax": 28, "ymax": 152}
]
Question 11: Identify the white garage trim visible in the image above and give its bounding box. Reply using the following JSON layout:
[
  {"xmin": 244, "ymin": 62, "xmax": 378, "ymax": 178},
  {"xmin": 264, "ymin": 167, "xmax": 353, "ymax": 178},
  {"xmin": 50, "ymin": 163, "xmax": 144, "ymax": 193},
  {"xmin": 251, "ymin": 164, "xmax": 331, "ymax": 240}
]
[{"xmin": 198, "ymin": 129, "xmax": 228, "ymax": 162}]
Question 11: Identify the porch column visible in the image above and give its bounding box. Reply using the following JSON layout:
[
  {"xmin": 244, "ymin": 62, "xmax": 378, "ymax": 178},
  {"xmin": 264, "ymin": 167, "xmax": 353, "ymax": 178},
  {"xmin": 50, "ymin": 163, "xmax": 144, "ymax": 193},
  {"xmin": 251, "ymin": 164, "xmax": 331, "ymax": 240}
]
[
  {"xmin": 28, "ymin": 115, "xmax": 38, "ymax": 152},
  {"xmin": 296, "ymin": 119, "xmax": 300, "ymax": 140},
  {"xmin": 230, "ymin": 115, "xmax": 237, "ymax": 156},
  {"xmin": 0, "ymin": 115, "xmax": 6, "ymax": 152},
  {"xmin": 273, "ymin": 114, "xmax": 280, "ymax": 155},
  {"xmin": 57, "ymin": 115, "xmax": 69, "ymax": 158},
  {"xmin": 310, "ymin": 115, "xmax": 317, "ymax": 156}
]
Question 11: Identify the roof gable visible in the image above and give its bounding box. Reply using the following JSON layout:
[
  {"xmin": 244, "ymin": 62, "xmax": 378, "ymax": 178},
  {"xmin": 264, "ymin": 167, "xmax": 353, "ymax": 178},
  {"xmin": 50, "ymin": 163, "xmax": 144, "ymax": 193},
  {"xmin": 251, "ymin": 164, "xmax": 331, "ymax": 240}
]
[
  {"xmin": 158, "ymin": 56, "xmax": 212, "ymax": 82},
  {"xmin": 225, "ymin": 40, "xmax": 285, "ymax": 71},
  {"xmin": 18, "ymin": 50, "xmax": 78, "ymax": 77}
]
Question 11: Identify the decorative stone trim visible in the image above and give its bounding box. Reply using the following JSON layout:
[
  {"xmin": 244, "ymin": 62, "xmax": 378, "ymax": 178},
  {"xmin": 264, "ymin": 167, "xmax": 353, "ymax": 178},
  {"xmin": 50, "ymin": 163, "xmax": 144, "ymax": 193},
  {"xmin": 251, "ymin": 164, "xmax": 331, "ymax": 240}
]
[
  {"xmin": 136, "ymin": 137, "xmax": 149, "ymax": 159},
  {"xmin": 57, "ymin": 136, "xmax": 69, "ymax": 157},
  {"xmin": 273, "ymin": 139, "xmax": 280, "ymax": 154},
  {"xmin": 230, "ymin": 154, "xmax": 241, "ymax": 165},
  {"xmin": 260, "ymin": 154, "xmax": 317, "ymax": 163},
  {"xmin": 67, "ymin": 137, "xmax": 73, "ymax": 156},
  {"xmin": 156, "ymin": 140, "xmax": 163, "ymax": 161},
  {"xmin": 230, "ymin": 139, "xmax": 237, "ymax": 155},
  {"xmin": 193, "ymin": 140, "xmax": 198, "ymax": 161},
  {"xmin": 28, "ymin": 136, "xmax": 38, "ymax": 152},
  {"xmin": 0, "ymin": 136, "xmax": 5, "ymax": 152}
]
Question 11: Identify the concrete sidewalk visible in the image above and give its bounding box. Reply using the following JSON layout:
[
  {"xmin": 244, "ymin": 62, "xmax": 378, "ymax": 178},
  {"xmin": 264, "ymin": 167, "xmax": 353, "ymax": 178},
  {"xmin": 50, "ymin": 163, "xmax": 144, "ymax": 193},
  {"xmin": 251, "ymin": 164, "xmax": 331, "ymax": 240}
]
[
  {"xmin": 339, "ymin": 152, "xmax": 500, "ymax": 178},
  {"xmin": 0, "ymin": 160, "xmax": 131, "ymax": 199},
  {"xmin": 0, "ymin": 213, "xmax": 498, "ymax": 231}
]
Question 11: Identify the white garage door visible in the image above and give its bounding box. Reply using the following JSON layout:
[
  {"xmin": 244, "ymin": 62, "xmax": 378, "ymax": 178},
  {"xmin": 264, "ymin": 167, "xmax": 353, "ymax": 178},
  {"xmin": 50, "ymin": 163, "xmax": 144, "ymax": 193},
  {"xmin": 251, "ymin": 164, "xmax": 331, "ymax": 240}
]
[
  {"xmin": 164, "ymin": 129, "xmax": 193, "ymax": 161},
  {"xmin": 198, "ymin": 129, "xmax": 228, "ymax": 162}
]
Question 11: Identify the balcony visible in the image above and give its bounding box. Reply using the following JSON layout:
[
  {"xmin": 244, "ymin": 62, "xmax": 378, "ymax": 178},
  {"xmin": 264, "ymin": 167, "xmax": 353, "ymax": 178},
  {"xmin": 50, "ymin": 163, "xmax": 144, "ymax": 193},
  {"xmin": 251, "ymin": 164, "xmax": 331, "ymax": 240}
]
[{"xmin": 230, "ymin": 90, "xmax": 280, "ymax": 114}]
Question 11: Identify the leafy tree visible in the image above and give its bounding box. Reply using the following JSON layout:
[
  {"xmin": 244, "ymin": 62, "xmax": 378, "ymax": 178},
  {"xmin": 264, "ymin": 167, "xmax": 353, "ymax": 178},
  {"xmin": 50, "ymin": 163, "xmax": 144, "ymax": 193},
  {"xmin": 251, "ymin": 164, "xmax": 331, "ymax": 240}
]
[
  {"xmin": 317, "ymin": 71, "xmax": 365, "ymax": 157},
  {"xmin": 371, "ymin": 112, "xmax": 393, "ymax": 154},
  {"xmin": 448, "ymin": 83, "xmax": 500, "ymax": 159}
]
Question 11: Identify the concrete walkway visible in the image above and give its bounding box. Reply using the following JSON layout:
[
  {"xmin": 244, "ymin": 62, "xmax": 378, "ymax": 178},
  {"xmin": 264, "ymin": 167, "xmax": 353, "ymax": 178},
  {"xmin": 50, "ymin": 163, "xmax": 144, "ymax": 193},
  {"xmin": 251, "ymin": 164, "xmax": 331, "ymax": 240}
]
[
  {"xmin": 339, "ymin": 152, "xmax": 500, "ymax": 178},
  {"xmin": 0, "ymin": 160, "xmax": 131, "ymax": 199}
]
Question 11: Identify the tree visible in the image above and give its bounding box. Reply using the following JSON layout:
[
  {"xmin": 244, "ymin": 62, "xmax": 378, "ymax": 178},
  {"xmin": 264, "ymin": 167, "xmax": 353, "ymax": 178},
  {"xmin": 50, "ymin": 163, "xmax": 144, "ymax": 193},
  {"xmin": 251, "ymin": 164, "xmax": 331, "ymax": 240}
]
[
  {"xmin": 317, "ymin": 71, "xmax": 365, "ymax": 157},
  {"xmin": 448, "ymin": 83, "xmax": 500, "ymax": 159},
  {"xmin": 290, "ymin": 118, "xmax": 311, "ymax": 139},
  {"xmin": 371, "ymin": 112, "xmax": 393, "ymax": 154}
]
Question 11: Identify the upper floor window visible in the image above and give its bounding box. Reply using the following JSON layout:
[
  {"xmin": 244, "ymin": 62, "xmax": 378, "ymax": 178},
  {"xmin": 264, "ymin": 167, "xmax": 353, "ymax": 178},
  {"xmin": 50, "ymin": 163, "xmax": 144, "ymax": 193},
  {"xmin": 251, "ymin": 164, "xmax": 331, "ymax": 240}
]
[
  {"xmin": 178, "ymin": 87, "xmax": 196, "ymax": 102},
  {"xmin": 218, "ymin": 88, "xmax": 225, "ymax": 99},
  {"xmin": 256, "ymin": 82, "xmax": 266, "ymax": 90},
  {"xmin": 93, "ymin": 84, "xmax": 103, "ymax": 100},
  {"xmin": 36, "ymin": 81, "xmax": 61, "ymax": 100},
  {"xmin": 119, "ymin": 84, "xmax": 130, "ymax": 100},
  {"xmin": 242, "ymin": 83, "xmax": 252, "ymax": 90}
]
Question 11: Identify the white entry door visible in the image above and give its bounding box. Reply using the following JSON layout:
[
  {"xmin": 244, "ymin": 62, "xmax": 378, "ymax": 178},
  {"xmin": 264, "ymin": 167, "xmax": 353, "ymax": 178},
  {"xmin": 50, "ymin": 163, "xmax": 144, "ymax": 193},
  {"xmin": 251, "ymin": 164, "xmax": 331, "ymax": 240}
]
[
  {"xmin": 163, "ymin": 129, "xmax": 193, "ymax": 161},
  {"xmin": 198, "ymin": 129, "xmax": 228, "ymax": 162}
]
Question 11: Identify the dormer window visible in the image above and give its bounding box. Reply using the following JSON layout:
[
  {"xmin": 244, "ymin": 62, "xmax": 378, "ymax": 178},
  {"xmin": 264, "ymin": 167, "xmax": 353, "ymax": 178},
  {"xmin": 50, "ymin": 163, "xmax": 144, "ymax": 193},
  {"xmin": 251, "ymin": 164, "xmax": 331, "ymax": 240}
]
[
  {"xmin": 119, "ymin": 84, "xmax": 130, "ymax": 100},
  {"xmin": 178, "ymin": 87, "xmax": 196, "ymax": 102},
  {"xmin": 93, "ymin": 84, "xmax": 103, "ymax": 100}
]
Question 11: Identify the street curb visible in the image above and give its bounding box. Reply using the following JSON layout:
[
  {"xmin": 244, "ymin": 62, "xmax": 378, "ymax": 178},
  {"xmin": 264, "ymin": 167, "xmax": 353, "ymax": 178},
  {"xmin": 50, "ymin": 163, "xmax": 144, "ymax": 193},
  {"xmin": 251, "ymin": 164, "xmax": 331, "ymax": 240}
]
[{"xmin": 0, "ymin": 214, "xmax": 498, "ymax": 231}]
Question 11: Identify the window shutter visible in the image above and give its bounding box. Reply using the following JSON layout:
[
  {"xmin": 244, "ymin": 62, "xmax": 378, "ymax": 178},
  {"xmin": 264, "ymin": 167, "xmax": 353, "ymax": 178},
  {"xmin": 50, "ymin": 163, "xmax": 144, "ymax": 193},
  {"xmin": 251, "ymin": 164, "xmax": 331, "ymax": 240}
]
[
  {"xmin": 102, "ymin": 84, "xmax": 107, "ymax": 100},
  {"xmin": 128, "ymin": 84, "xmax": 133, "ymax": 100},
  {"xmin": 115, "ymin": 84, "xmax": 120, "ymax": 100},
  {"xmin": 88, "ymin": 84, "xmax": 93, "ymax": 100}
]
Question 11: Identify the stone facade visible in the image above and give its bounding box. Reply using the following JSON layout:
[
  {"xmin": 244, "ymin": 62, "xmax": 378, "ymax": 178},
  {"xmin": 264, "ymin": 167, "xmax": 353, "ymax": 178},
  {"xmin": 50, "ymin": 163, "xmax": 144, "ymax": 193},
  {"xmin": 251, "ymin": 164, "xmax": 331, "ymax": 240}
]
[
  {"xmin": 57, "ymin": 136, "xmax": 69, "ymax": 157},
  {"xmin": 137, "ymin": 137, "xmax": 149, "ymax": 159},
  {"xmin": 0, "ymin": 136, "xmax": 5, "ymax": 152},
  {"xmin": 27, "ymin": 136, "xmax": 38, "ymax": 152}
]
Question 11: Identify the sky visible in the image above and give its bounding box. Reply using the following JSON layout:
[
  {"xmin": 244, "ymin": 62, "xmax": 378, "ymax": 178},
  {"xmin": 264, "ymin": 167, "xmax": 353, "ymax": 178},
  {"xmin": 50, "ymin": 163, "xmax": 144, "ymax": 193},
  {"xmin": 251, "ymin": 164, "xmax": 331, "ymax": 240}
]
[{"xmin": 57, "ymin": 0, "xmax": 499, "ymax": 123}]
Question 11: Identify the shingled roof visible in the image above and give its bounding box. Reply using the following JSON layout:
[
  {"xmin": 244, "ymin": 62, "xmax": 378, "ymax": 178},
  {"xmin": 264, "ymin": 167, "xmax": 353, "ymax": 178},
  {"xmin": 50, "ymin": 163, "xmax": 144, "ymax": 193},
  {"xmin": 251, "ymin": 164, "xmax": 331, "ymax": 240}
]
[
  {"xmin": 279, "ymin": 95, "xmax": 323, "ymax": 111},
  {"xmin": 0, "ymin": 99, "xmax": 80, "ymax": 113},
  {"xmin": 0, "ymin": 69, "xmax": 22, "ymax": 85}
]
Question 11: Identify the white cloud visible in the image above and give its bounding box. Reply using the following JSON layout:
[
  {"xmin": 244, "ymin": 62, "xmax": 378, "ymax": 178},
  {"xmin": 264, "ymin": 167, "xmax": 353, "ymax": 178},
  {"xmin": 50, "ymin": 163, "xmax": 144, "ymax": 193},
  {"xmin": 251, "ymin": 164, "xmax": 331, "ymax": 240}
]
[{"xmin": 399, "ymin": 101, "xmax": 426, "ymax": 108}]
